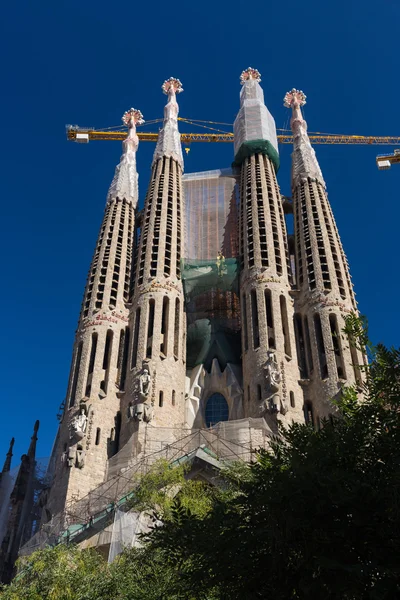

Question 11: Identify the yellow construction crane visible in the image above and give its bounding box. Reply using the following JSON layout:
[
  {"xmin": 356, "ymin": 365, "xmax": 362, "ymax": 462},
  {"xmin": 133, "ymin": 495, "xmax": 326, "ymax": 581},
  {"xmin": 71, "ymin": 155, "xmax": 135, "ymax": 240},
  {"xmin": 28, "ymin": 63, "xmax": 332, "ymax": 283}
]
[{"xmin": 65, "ymin": 119, "xmax": 400, "ymax": 169}]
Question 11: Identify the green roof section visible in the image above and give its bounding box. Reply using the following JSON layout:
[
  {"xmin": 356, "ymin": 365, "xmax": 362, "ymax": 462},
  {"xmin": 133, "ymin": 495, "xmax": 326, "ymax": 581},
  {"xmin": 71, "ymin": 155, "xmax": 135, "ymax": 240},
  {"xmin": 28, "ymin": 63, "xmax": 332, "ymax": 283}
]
[{"xmin": 233, "ymin": 140, "xmax": 280, "ymax": 172}]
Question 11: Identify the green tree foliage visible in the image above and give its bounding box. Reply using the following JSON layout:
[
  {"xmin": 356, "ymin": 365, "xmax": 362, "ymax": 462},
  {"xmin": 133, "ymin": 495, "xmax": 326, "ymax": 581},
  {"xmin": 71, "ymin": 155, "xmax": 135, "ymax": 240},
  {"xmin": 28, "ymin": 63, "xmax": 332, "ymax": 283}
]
[{"xmin": 148, "ymin": 316, "xmax": 400, "ymax": 599}]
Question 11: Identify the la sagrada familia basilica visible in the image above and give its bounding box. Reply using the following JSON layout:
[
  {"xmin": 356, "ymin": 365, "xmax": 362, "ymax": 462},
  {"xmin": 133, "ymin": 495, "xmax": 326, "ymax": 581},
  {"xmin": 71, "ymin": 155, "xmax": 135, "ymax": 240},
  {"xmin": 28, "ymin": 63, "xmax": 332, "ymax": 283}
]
[{"xmin": 0, "ymin": 69, "xmax": 364, "ymax": 579}]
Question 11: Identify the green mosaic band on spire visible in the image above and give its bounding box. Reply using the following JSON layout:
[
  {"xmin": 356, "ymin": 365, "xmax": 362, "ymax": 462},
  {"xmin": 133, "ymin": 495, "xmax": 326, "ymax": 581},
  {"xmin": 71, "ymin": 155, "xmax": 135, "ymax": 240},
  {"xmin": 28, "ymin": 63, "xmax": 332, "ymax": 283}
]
[{"xmin": 233, "ymin": 140, "xmax": 280, "ymax": 172}]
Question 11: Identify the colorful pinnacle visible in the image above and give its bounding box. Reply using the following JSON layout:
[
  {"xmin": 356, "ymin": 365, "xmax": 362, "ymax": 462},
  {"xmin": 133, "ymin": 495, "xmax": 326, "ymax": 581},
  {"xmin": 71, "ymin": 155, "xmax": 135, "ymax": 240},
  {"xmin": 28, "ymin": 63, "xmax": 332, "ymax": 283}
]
[
  {"xmin": 283, "ymin": 89, "xmax": 307, "ymax": 108},
  {"xmin": 122, "ymin": 108, "xmax": 145, "ymax": 127},
  {"xmin": 240, "ymin": 67, "xmax": 261, "ymax": 84},
  {"xmin": 162, "ymin": 77, "xmax": 183, "ymax": 95}
]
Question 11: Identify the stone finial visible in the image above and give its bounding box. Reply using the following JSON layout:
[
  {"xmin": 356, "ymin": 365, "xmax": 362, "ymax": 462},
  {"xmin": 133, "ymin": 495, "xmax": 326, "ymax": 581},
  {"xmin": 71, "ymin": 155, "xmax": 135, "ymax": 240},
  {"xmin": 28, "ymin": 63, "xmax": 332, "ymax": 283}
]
[
  {"xmin": 122, "ymin": 108, "xmax": 145, "ymax": 128},
  {"xmin": 162, "ymin": 77, "xmax": 183, "ymax": 95},
  {"xmin": 283, "ymin": 88, "xmax": 307, "ymax": 108},
  {"xmin": 240, "ymin": 67, "xmax": 261, "ymax": 84}
]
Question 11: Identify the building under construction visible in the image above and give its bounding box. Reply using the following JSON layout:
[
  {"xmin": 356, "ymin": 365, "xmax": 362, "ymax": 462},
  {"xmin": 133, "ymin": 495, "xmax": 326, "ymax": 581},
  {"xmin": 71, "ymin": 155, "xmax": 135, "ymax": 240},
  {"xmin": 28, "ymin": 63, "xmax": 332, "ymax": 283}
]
[{"xmin": 0, "ymin": 68, "xmax": 368, "ymax": 577}]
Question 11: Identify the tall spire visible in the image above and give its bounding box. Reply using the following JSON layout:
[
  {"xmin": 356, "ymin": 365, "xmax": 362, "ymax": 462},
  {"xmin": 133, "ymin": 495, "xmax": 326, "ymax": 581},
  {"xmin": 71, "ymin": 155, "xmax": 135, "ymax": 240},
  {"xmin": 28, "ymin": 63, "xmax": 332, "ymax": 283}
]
[
  {"xmin": 1, "ymin": 438, "xmax": 14, "ymax": 474},
  {"xmin": 27, "ymin": 421, "xmax": 39, "ymax": 460},
  {"xmin": 153, "ymin": 77, "xmax": 184, "ymax": 170},
  {"xmin": 233, "ymin": 67, "xmax": 279, "ymax": 170},
  {"xmin": 284, "ymin": 89, "xmax": 325, "ymax": 189},
  {"xmin": 107, "ymin": 108, "xmax": 144, "ymax": 207}
]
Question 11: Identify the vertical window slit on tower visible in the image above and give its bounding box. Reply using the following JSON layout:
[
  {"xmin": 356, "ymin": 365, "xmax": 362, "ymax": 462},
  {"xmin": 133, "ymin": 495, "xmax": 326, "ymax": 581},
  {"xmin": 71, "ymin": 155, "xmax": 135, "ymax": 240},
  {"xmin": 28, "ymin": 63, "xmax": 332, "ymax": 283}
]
[
  {"xmin": 280, "ymin": 295, "xmax": 291, "ymax": 358},
  {"xmin": 116, "ymin": 329, "xmax": 125, "ymax": 386},
  {"xmin": 95, "ymin": 428, "xmax": 101, "ymax": 446},
  {"xmin": 264, "ymin": 289, "xmax": 275, "ymax": 349},
  {"xmin": 146, "ymin": 299, "xmax": 155, "ymax": 359},
  {"xmin": 85, "ymin": 332, "xmax": 98, "ymax": 396},
  {"xmin": 172, "ymin": 390, "xmax": 176, "ymax": 406},
  {"xmin": 242, "ymin": 294, "xmax": 249, "ymax": 351},
  {"xmin": 120, "ymin": 326, "xmax": 130, "ymax": 390},
  {"xmin": 131, "ymin": 307, "xmax": 141, "ymax": 369},
  {"xmin": 69, "ymin": 341, "xmax": 83, "ymax": 408},
  {"xmin": 160, "ymin": 296, "xmax": 169, "ymax": 355},
  {"xmin": 159, "ymin": 391, "xmax": 164, "ymax": 407},
  {"xmin": 250, "ymin": 290, "xmax": 260, "ymax": 349},
  {"xmin": 314, "ymin": 313, "xmax": 328, "ymax": 379},
  {"xmin": 303, "ymin": 315, "xmax": 314, "ymax": 374},
  {"xmin": 101, "ymin": 329, "xmax": 113, "ymax": 394},
  {"xmin": 294, "ymin": 313, "xmax": 308, "ymax": 378},
  {"xmin": 174, "ymin": 298, "xmax": 180, "ymax": 359},
  {"xmin": 290, "ymin": 392, "xmax": 295, "ymax": 408},
  {"xmin": 329, "ymin": 314, "xmax": 346, "ymax": 379}
]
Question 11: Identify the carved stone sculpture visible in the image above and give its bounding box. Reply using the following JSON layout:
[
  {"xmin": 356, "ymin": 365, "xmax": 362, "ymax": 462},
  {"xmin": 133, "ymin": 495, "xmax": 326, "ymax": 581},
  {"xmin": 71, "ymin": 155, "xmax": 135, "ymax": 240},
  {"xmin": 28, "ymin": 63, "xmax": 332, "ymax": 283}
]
[
  {"xmin": 264, "ymin": 351, "xmax": 281, "ymax": 392},
  {"xmin": 70, "ymin": 408, "xmax": 88, "ymax": 440},
  {"xmin": 264, "ymin": 351, "xmax": 287, "ymax": 415},
  {"xmin": 139, "ymin": 365, "xmax": 151, "ymax": 400},
  {"xmin": 131, "ymin": 363, "xmax": 153, "ymax": 423}
]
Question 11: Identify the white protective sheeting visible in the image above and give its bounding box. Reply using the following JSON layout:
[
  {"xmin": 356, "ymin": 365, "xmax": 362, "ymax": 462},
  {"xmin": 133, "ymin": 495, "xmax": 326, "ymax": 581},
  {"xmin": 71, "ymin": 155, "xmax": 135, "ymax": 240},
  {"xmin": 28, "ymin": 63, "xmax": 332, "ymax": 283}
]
[
  {"xmin": 108, "ymin": 509, "xmax": 146, "ymax": 563},
  {"xmin": 233, "ymin": 79, "xmax": 278, "ymax": 158}
]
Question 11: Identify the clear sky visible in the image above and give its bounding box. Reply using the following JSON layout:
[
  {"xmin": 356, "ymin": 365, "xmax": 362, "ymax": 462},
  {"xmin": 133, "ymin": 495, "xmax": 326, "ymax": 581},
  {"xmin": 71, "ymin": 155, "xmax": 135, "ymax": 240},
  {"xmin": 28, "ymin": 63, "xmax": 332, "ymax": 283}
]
[{"xmin": 1, "ymin": 0, "xmax": 399, "ymax": 463}]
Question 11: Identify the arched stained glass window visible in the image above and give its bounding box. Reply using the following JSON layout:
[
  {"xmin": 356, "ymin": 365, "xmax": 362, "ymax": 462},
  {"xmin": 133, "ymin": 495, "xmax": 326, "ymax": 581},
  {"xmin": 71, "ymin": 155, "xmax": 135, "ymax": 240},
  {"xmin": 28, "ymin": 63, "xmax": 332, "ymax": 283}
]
[{"xmin": 205, "ymin": 393, "xmax": 229, "ymax": 428}]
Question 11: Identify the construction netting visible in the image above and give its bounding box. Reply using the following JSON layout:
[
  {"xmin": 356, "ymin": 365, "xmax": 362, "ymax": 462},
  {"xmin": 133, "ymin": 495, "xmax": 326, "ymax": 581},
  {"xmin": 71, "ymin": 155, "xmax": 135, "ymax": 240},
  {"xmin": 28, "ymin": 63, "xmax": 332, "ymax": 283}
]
[
  {"xmin": 182, "ymin": 169, "xmax": 241, "ymax": 369},
  {"xmin": 19, "ymin": 418, "xmax": 273, "ymax": 557},
  {"xmin": 233, "ymin": 78, "xmax": 280, "ymax": 171}
]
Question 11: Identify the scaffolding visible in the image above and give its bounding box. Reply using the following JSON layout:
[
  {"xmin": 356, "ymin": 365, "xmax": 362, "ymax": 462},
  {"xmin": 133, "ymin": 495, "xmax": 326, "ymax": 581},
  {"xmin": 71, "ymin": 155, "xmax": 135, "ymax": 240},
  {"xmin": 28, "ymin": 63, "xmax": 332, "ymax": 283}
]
[
  {"xmin": 182, "ymin": 169, "xmax": 241, "ymax": 369},
  {"xmin": 19, "ymin": 418, "xmax": 274, "ymax": 557}
]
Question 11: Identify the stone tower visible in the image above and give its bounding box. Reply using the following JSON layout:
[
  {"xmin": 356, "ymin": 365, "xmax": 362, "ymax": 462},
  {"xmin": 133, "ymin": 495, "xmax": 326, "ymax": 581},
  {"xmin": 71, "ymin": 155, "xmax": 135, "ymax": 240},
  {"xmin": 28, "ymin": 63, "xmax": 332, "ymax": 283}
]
[
  {"xmin": 45, "ymin": 108, "xmax": 143, "ymax": 517},
  {"xmin": 120, "ymin": 78, "xmax": 186, "ymax": 446},
  {"xmin": 284, "ymin": 89, "xmax": 363, "ymax": 423},
  {"xmin": 235, "ymin": 68, "xmax": 304, "ymax": 428}
]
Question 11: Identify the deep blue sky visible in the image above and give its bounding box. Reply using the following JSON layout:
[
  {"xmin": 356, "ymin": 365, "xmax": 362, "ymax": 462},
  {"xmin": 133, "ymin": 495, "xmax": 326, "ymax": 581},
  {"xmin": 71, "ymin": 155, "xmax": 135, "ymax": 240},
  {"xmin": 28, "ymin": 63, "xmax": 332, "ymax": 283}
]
[{"xmin": 1, "ymin": 0, "xmax": 399, "ymax": 463}]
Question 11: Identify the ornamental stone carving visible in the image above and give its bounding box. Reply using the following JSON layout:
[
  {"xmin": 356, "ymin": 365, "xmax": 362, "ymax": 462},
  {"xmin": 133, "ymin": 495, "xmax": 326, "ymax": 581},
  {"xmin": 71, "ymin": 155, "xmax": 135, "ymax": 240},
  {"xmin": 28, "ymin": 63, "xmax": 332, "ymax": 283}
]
[
  {"xmin": 130, "ymin": 363, "xmax": 154, "ymax": 423},
  {"xmin": 263, "ymin": 351, "xmax": 287, "ymax": 415}
]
